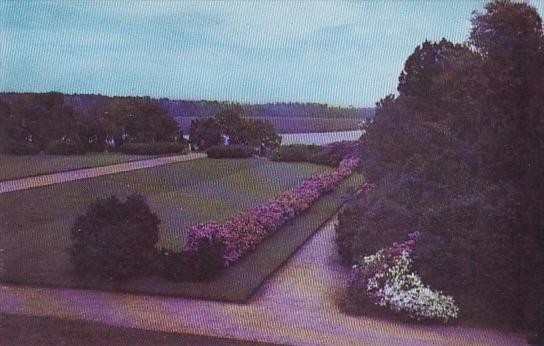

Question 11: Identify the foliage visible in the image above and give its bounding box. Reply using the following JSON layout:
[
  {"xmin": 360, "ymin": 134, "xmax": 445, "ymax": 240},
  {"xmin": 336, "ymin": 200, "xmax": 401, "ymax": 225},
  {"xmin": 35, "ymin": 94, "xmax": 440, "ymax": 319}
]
[
  {"xmin": 184, "ymin": 157, "xmax": 360, "ymax": 270},
  {"xmin": 347, "ymin": 232, "xmax": 459, "ymax": 323},
  {"xmin": 188, "ymin": 117, "xmax": 223, "ymax": 150},
  {"xmin": 0, "ymin": 92, "xmax": 86, "ymax": 152},
  {"xmin": 336, "ymin": 182, "xmax": 415, "ymax": 265},
  {"xmin": 0, "ymin": 139, "xmax": 40, "ymax": 155},
  {"xmin": 338, "ymin": 0, "xmax": 544, "ymax": 330},
  {"xmin": 270, "ymin": 144, "xmax": 321, "ymax": 162},
  {"xmin": 70, "ymin": 194, "xmax": 160, "ymax": 281},
  {"xmin": 105, "ymin": 97, "xmax": 182, "ymax": 145},
  {"xmin": 189, "ymin": 109, "xmax": 281, "ymax": 152},
  {"xmin": 271, "ymin": 141, "xmax": 363, "ymax": 167},
  {"xmin": 0, "ymin": 94, "xmax": 182, "ymax": 154},
  {"xmin": 156, "ymin": 238, "xmax": 224, "ymax": 282},
  {"xmin": 206, "ymin": 144, "xmax": 255, "ymax": 159},
  {"xmin": 116, "ymin": 142, "xmax": 187, "ymax": 155},
  {"xmin": 45, "ymin": 139, "xmax": 88, "ymax": 155}
]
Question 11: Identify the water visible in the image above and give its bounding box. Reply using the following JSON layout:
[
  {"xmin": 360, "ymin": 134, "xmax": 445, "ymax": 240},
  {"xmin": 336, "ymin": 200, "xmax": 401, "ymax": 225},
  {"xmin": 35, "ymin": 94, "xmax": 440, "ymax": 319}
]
[{"xmin": 279, "ymin": 130, "xmax": 363, "ymax": 145}]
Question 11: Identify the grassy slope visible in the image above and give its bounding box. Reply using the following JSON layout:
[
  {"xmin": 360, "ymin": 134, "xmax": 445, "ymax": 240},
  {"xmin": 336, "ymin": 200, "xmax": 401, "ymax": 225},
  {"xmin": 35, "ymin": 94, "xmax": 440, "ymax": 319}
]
[
  {"xmin": 0, "ymin": 158, "xmax": 362, "ymax": 301},
  {"xmin": 0, "ymin": 314, "xmax": 276, "ymax": 346},
  {"xmin": 0, "ymin": 153, "xmax": 161, "ymax": 181}
]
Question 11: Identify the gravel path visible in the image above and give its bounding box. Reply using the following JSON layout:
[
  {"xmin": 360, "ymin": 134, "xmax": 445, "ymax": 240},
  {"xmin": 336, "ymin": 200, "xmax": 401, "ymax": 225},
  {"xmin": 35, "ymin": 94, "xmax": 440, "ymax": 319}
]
[
  {"xmin": 0, "ymin": 217, "xmax": 526, "ymax": 345},
  {"xmin": 0, "ymin": 153, "xmax": 206, "ymax": 194}
]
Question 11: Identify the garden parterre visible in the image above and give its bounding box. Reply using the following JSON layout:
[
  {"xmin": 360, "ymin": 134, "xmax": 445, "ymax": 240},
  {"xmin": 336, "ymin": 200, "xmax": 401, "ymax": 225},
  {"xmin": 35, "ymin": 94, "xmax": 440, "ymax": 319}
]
[
  {"xmin": 1, "ymin": 157, "xmax": 363, "ymax": 300},
  {"xmin": 184, "ymin": 158, "xmax": 360, "ymax": 266}
]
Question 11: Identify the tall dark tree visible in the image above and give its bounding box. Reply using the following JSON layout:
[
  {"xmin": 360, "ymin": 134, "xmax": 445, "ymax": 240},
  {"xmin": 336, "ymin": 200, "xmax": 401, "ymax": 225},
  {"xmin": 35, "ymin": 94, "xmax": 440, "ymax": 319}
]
[{"xmin": 470, "ymin": 0, "xmax": 544, "ymax": 328}]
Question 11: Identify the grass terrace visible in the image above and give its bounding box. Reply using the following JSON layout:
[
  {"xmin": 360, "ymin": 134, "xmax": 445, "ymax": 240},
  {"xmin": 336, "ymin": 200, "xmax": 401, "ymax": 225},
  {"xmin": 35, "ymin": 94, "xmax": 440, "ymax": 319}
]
[{"xmin": 0, "ymin": 157, "xmax": 363, "ymax": 300}]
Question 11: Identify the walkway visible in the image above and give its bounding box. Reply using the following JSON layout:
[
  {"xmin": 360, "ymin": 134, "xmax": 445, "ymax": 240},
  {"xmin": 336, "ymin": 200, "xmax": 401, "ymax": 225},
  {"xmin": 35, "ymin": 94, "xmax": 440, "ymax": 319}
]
[
  {"xmin": 0, "ymin": 153, "xmax": 206, "ymax": 194},
  {"xmin": 0, "ymin": 217, "xmax": 526, "ymax": 345}
]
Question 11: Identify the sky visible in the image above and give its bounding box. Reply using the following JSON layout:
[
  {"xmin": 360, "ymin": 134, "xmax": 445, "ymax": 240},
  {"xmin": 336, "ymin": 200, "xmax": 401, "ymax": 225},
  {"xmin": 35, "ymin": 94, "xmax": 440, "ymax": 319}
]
[{"xmin": 1, "ymin": 1, "xmax": 543, "ymax": 107}]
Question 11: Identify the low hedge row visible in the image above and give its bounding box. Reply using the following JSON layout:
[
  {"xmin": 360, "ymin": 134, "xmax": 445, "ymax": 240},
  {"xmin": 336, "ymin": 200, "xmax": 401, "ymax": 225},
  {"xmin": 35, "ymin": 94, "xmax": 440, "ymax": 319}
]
[
  {"xmin": 117, "ymin": 142, "xmax": 187, "ymax": 155},
  {"xmin": 45, "ymin": 140, "xmax": 88, "ymax": 155},
  {"xmin": 183, "ymin": 157, "xmax": 361, "ymax": 270},
  {"xmin": 206, "ymin": 144, "xmax": 255, "ymax": 158},
  {"xmin": 1, "ymin": 140, "xmax": 41, "ymax": 155}
]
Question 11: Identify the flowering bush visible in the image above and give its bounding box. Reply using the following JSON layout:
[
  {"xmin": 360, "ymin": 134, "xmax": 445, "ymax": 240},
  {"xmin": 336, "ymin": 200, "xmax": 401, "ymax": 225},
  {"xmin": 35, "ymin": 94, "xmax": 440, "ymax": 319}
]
[
  {"xmin": 184, "ymin": 157, "xmax": 360, "ymax": 267},
  {"xmin": 347, "ymin": 231, "xmax": 459, "ymax": 323}
]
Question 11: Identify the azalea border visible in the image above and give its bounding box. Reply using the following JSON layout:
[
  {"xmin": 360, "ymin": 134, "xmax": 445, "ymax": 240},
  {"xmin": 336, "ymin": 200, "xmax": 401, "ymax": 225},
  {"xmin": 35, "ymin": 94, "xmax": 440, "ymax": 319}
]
[{"xmin": 184, "ymin": 157, "xmax": 361, "ymax": 267}]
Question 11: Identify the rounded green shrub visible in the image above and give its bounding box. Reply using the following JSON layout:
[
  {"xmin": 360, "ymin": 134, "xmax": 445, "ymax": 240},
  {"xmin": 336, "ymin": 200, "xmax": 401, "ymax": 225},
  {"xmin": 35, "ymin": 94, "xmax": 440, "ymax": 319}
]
[{"xmin": 70, "ymin": 194, "xmax": 160, "ymax": 281}]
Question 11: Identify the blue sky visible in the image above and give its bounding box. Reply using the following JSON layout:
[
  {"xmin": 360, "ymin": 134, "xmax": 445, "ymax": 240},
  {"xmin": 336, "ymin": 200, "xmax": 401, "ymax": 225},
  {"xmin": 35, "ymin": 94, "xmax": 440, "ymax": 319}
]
[{"xmin": 1, "ymin": 1, "xmax": 543, "ymax": 107}]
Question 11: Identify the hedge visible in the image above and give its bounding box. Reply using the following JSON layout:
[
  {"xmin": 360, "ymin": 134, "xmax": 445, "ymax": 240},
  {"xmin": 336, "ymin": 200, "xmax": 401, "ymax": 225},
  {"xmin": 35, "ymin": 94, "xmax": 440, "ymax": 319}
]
[
  {"xmin": 206, "ymin": 144, "xmax": 255, "ymax": 159},
  {"xmin": 45, "ymin": 140, "xmax": 88, "ymax": 155},
  {"xmin": 117, "ymin": 142, "xmax": 187, "ymax": 155}
]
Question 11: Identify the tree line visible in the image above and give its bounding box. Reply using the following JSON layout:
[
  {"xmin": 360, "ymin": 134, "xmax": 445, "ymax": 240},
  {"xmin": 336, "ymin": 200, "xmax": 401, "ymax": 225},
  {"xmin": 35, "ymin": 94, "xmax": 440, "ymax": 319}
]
[
  {"xmin": 0, "ymin": 93, "xmax": 182, "ymax": 154},
  {"xmin": 337, "ymin": 0, "xmax": 544, "ymax": 334}
]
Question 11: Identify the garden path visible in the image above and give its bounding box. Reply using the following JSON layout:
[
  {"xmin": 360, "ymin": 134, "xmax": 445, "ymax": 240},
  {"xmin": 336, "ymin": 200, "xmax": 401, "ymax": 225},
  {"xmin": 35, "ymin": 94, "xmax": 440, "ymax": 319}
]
[
  {"xmin": 0, "ymin": 153, "xmax": 206, "ymax": 194},
  {"xmin": 0, "ymin": 217, "xmax": 526, "ymax": 345}
]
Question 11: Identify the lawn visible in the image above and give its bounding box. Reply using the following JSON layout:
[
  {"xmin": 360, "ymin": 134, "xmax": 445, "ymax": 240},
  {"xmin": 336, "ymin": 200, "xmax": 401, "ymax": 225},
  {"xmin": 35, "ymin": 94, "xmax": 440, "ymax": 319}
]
[
  {"xmin": 1, "ymin": 314, "xmax": 276, "ymax": 346},
  {"xmin": 0, "ymin": 158, "xmax": 362, "ymax": 301},
  {"xmin": 0, "ymin": 153, "xmax": 162, "ymax": 181}
]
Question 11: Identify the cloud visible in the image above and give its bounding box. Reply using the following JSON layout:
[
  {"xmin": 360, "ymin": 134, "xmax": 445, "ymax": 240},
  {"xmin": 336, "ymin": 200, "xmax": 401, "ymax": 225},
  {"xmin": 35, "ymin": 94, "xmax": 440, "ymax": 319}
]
[{"xmin": 3, "ymin": 0, "xmax": 538, "ymax": 106}]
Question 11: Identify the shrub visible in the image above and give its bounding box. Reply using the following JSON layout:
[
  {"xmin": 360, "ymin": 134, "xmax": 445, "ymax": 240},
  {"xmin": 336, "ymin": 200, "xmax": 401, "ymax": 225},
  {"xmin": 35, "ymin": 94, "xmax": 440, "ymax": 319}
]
[
  {"xmin": 206, "ymin": 144, "xmax": 254, "ymax": 159},
  {"xmin": 310, "ymin": 141, "xmax": 364, "ymax": 167},
  {"xmin": 156, "ymin": 241, "xmax": 224, "ymax": 282},
  {"xmin": 346, "ymin": 232, "xmax": 459, "ymax": 323},
  {"xmin": 336, "ymin": 186, "xmax": 415, "ymax": 265},
  {"xmin": 70, "ymin": 194, "xmax": 160, "ymax": 281},
  {"xmin": 117, "ymin": 142, "xmax": 187, "ymax": 155},
  {"xmin": 45, "ymin": 140, "xmax": 87, "ymax": 155},
  {"xmin": 0, "ymin": 140, "xmax": 40, "ymax": 155},
  {"xmin": 270, "ymin": 144, "xmax": 321, "ymax": 162}
]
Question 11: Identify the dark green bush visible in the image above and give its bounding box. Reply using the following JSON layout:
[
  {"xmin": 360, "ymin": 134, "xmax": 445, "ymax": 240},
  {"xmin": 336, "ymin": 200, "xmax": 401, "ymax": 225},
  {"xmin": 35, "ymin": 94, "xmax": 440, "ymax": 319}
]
[
  {"xmin": 270, "ymin": 144, "xmax": 321, "ymax": 162},
  {"xmin": 117, "ymin": 142, "xmax": 187, "ymax": 155},
  {"xmin": 70, "ymin": 194, "xmax": 160, "ymax": 281},
  {"xmin": 0, "ymin": 140, "xmax": 40, "ymax": 155},
  {"xmin": 206, "ymin": 144, "xmax": 254, "ymax": 159},
  {"xmin": 336, "ymin": 189, "xmax": 415, "ymax": 265},
  {"xmin": 45, "ymin": 140, "xmax": 88, "ymax": 155},
  {"xmin": 157, "ymin": 238, "xmax": 224, "ymax": 282}
]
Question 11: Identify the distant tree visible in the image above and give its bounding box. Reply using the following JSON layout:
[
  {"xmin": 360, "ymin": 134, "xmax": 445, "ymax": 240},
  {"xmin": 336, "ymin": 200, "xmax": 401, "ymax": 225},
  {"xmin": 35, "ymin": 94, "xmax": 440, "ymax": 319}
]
[
  {"xmin": 0, "ymin": 92, "xmax": 86, "ymax": 152},
  {"xmin": 188, "ymin": 109, "xmax": 281, "ymax": 151},
  {"xmin": 106, "ymin": 98, "xmax": 180, "ymax": 145},
  {"xmin": 188, "ymin": 117, "xmax": 223, "ymax": 150}
]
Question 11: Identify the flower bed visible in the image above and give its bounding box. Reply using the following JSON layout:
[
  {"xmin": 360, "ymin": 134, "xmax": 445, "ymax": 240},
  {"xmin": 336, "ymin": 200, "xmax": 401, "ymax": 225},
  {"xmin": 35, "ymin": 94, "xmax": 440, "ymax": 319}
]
[
  {"xmin": 184, "ymin": 157, "xmax": 360, "ymax": 267},
  {"xmin": 346, "ymin": 231, "xmax": 459, "ymax": 323}
]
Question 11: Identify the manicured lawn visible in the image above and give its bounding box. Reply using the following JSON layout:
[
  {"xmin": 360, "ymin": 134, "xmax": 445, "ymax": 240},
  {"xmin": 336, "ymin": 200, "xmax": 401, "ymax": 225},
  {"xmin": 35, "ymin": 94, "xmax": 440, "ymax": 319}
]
[
  {"xmin": 1, "ymin": 314, "xmax": 276, "ymax": 346},
  {"xmin": 0, "ymin": 158, "xmax": 362, "ymax": 300},
  {"xmin": 0, "ymin": 153, "xmax": 161, "ymax": 181}
]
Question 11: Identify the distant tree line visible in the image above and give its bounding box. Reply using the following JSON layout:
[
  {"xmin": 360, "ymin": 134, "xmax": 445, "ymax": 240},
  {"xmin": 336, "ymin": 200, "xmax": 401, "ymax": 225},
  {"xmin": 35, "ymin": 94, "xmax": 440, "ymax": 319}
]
[
  {"xmin": 0, "ymin": 92, "xmax": 373, "ymax": 120},
  {"xmin": 0, "ymin": 92, "xmax": 183, "ymax": 154},
  {"xmin": 337, "ymin": 0, "xmax": 544, "ymax": 335}
]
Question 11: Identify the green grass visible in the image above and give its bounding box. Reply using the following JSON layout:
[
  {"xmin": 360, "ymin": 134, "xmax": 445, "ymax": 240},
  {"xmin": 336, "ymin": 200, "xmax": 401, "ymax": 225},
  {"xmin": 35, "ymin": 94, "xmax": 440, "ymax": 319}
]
[
  {"xmin": 0, "ymin": 152, "xmax": 162, "ymax": 181},
  {"xmin": 1, "ymin": 314, "xmax": 276, "ymax": 346},
  {"xmin": 0, "ymin": 158, "xmax": 364, "ymax": 301}
]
